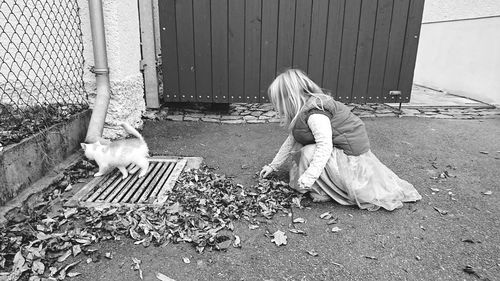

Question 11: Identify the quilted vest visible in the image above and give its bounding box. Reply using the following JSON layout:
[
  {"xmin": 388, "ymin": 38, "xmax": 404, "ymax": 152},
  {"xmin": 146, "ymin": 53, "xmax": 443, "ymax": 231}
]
[{"xmin": 292, "ymin": 95, "xmax": 370, "ymax": 156}]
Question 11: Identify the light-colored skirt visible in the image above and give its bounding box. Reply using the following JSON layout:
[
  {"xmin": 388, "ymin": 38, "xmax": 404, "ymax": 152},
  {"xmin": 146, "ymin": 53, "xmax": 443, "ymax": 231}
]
[{"xmin": 289, "ymin": 144, "xmax": 422, "ymax": 211}]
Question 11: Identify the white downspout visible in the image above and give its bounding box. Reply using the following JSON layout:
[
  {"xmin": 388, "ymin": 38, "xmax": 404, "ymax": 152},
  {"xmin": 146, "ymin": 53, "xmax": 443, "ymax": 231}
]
[{"xmin": 85, "ymin": 0, "xmax": 111, "ymax": 143}]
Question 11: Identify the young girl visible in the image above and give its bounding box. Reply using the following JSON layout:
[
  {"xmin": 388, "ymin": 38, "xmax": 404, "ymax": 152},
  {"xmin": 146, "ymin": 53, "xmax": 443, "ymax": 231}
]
[{"xmin": 259, "ymin": 69, "xmax": 421, "ymax": 211}]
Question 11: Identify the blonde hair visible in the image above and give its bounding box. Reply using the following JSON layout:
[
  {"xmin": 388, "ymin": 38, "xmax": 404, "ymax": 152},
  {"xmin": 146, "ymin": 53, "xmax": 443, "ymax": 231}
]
[{"xmin": 268, "ymin": 69, "xmax": 328, "ymax": 129}]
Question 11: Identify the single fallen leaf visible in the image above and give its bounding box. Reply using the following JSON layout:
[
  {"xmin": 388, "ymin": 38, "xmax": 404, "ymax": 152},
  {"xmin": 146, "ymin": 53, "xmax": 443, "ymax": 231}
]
[
  {"xmin": 156, "ymin": 272, "xmax": 176, "ymax": 281},
  {"xmin": 57, "ymin": 249, "xmax": 72, "ymax": 263},
  {"xmin": 41, "ymin": 216, "xmax": 56, "ymax": 224},
  {"xmin": 327, "ymin": 218, "xmax": 339, "ymax": 225},
  {"xmin": 36, "ymin": 232, "xmax": 52, "ymax": 241},
  {"xmin": 481, "ymin": 190, "xmax": 492, "ymax": 195},
  {"xmin": 462, "ymin": 238, "xmax": 481, "ymax": 244},
  {"xmin": 58, "ymin": 260, "xmax": 80, "ymax": 280},
  {"xmin": 479, "ymin": 151, "xmax": 489, "ymax": 154},
  {"xmin": 433, "ymin": 207, "xmax": 448, "ymax": 215},
  {"xmin": 292, "ymin": 197, "xmax": 303, "ymax": 208},
  {"xmin": 32, "ymin": 260, "xmax": 45, "ymax": 275},
  {"xmin": 331, "ymin": 226, "xmax": 341, "ymax": 233},
  {"xmin": 293, "ymin": 218, "xmax": 306, "ymax": 224},
  {"xmin": 288, "ymin": 228, "xmax": 306, "ymax": 235},
  {"xmin": 132, "ymin": 258, "xmax": 143, "ymax": 280},
  {"xmin": 271, "ymin": 230, "xmax": 287, "ymax": 246},
  {"xmin": 248, "ymin": 224, "xmax": 259, "ymax": 230},
  {"xmin": 319, "ymin": 211, "xmax": 332, "ymax": 220},
  {"xmin": 129, "ymin": 228, "xmax": 141, "ymax": 240},
  {"xmin": 183, "ymin": 257, "xmax": 191, "ymax": 264},
  {"xmin": 67, "ymin": 272, "xmax": 82, "ymax": 277},
  {"xmin": 233, "ymin": 235, "xmax": 241, "ymax": 248},
  {"xmin": 105, "ymin": 252, "xmax": 112, "ymax": 259},
  {"xmin": 64, "ymin": 208, "xmax": 78, "ymax": 218},
  {"xmin": 104, "ymin": 208, "xmax": 118, "ymax": 216},
  {"xmin": 49, "ymin": 266, "xmax": 58, "ymax": 276},
  {"xmin": 72, "ymin": 245, "xmax": 81, "ymax": 257},
  {"xmin": 462, "ymin": 265, "xmax": 481, "ymax": 278},
  {"xmin": 364, "ymin": 255, "xmax": 378, "ymax": 260},
  {"xmin": 430, "ymin": 187, "xmax": 440, "ymax": 192},
  {"xmin": 74, "ymin": 238, "xmax": 91, "ymax": 245},
  {"xmin": 134, "ymin": 238, "xmax": 148, "ymax": 245},
  {"xmin": 306, "ymin": 250, "xmax": 318, "ymax": 257}
]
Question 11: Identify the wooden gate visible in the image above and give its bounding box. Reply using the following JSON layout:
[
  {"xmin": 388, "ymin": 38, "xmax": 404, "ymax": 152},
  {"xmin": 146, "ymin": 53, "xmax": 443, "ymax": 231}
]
[{"xmin": 159, "ymin": 0, "xmax": 425, "ymax": 104}]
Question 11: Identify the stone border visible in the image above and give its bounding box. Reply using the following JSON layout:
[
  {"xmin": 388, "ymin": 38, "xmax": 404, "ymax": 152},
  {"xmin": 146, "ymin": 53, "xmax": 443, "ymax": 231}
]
[
  {"xmin": 143, "ymin": 103, "xmax": 500, "ymax": 123},
  {"xmin": 0, "ymin": 110, "xmax": 91, "ymax": 205}
]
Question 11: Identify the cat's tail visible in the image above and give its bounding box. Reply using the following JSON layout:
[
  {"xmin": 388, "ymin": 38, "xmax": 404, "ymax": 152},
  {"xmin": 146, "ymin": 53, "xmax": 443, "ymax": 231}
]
[{"xmin": 118, "ymin": 122, "xmax": 144, "ymax": 142}]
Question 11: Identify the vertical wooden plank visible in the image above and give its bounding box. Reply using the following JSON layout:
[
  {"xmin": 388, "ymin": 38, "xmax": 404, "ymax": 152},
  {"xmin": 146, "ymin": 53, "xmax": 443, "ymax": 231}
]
[
  {"xmin": 211, "ymin": 0, "xmax": 229, "ymax": 103},
  {"xmin": 382, "ymin": 0, "xmax": 410, "ymax": 103},
  {"xmin": 336, "ymin": 0, "xmax": 361, "ymax": 103},
  {"xmin": 351, "ymin": 0, "xmax": 378, "ymax": 104},
  {"xmin": 228, "ymin": 0, "xmax": 245, "ymax": 102},
  {"xmin": 152, "ymin": 0, "xmax": 161, "ymax": 59},
  {"xmin": 244, "ymin": 0, "xmax": 262, "ymax": 103},
  {"xmin": 398, "ymin": 0, "xmax": 425, "ymax": 103},
  {"xmin": 322, "ymin": 0, "xmax": 345, "ymax": 96},
  {"xmin": 259, "ymin": 0, "xmax": 279, "ymax": 102},
  {"xmin": 276, "ymin": 0, "xmax": 296, "ymax": 72},
  {"xmin": 175, "ymin": 0, "xmax": 196, "ymax": 101},
  {"xmin": 193, "ymin": 0, "xmax": 212, "ymax": 102},
  {"xmin": 139, "ymin": 0, "xmax": 160, "ymax": 108},
  {"xmin": 292, "ymin": 0, "xmax": 312, "ymax": 72},
  {"xmin": 307, "ymin": 0, "xmax": 329, "ymax": 85},
  {"xmin": 159, "ymin": 0, "xmax": 179, "ymax": 102},
  {"xmin": 366, "ymin": 0, "xmax": 393, "ymax": 103}
]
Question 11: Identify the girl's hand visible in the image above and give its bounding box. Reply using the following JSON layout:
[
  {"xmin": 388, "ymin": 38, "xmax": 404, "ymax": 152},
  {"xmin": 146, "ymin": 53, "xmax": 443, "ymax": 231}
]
[
  {"xmin": 298, "ymin": 175, "xmax": 314, "ymax": 189},
  {"xmin": 259, "ymin": 165, "xmax": 274, "ymax": 178}
]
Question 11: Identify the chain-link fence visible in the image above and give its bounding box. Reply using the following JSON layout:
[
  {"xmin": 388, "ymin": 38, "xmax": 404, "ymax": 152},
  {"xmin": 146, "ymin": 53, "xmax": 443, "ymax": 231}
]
[{"xmin": 1, "ymin": 0, "xmax": 88, "ymax": 147}]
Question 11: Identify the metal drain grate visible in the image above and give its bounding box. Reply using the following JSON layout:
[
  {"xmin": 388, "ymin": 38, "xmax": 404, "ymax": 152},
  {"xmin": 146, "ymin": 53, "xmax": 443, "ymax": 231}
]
[{"xmin": 66, "ymin": 156, "xmax": 187, "ymax": 207}]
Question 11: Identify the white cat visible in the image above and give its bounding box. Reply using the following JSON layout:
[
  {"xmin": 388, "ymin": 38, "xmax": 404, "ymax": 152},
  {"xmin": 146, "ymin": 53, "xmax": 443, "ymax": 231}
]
[{"xmin": 81, "ymin": 122, "xmax": 149, "ymax": 179}]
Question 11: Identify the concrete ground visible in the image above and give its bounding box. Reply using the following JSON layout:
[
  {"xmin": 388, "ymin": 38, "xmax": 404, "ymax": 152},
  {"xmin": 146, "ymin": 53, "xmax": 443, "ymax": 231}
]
[
  {"xmin": 388, "ymin": 85, "xmax": 492, "ymax": 107},
  {"xmin": 67, "ymin": 116, "xmax": 500, "ymax": 281},
  {"xmin": 1, "ymin": 88, "xmax": 499, "ymax": 281}
]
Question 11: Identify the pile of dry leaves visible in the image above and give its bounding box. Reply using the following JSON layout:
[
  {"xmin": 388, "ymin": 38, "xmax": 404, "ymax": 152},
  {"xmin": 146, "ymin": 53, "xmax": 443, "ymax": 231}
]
[
  {"xmin": 1, "ymin": 104, "xmax": 88, "ymax": 147},
  {"xmin": 0, "ymin": 159, "xmax": 301, "ymax": 280}
]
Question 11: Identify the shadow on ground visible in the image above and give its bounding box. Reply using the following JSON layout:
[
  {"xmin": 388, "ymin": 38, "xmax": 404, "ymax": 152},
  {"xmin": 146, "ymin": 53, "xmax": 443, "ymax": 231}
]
[{"xmin": 72, "ymin": 117, "xmax": 499, "ymax": 281}]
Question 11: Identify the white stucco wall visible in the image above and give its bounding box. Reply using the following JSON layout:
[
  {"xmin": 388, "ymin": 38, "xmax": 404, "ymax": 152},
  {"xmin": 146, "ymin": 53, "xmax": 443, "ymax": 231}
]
[
  {"xmin": 79, "ymin": 0, "xmax": 145, "ymax": 138},
  {"xmin": 423, "ymin": 0, "xmax": 500, "ymax": 23},
  {"xmin": 415, "ymin": 0, "xmax": 500, "ymax": 105}
]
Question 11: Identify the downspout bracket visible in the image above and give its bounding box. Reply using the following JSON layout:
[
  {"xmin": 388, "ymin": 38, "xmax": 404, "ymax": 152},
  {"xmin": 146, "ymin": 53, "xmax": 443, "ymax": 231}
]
[{"xmin": 90, "ymin": 66, "xmax": 110, "ymax": 75}]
